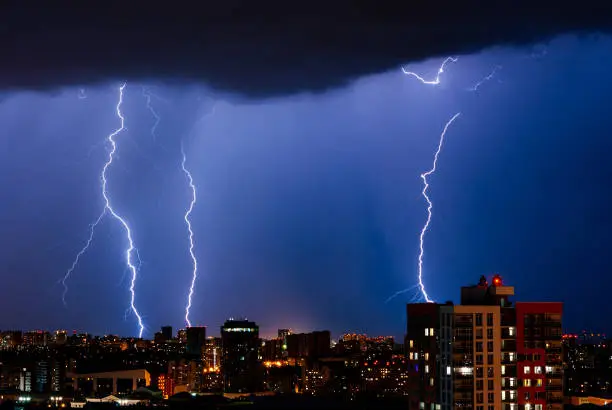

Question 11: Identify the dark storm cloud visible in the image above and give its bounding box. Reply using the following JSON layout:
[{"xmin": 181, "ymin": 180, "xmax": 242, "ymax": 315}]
[{"xmin": 2, "ymin": 1, "xmax": 611, "ymax": 97}]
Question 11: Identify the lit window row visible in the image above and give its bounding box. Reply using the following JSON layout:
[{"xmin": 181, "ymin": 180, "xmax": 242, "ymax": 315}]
[{"xmin": 523, "ymin": 366, "xmax": 544, "ymax": 374}]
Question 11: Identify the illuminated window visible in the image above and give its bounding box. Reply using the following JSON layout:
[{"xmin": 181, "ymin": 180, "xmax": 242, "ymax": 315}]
[
  {"xmin": 509, "ymin": 352, "xmax": 515, "ymax": 362},
  {"xmin": 534, "ymin": 366, "xmax": 542, "ymax": 374},
  {"xmin": 430, "ymin": 328, "xmax": 435, "ymax": 336},
  {"xmin": 525, "ymin": 405, "xmax": 531, "ymax": 410},
  {"xmin": 410, "ymin": 340, "xmax": 414, "ymax": 348},
  {"xmin": 535, "ymin": 405, "xmax": 543, "ymax": 410},
  {"xmin": 545, "ymin": 366, "xmax": 553, "ymax": 374},
  {"xmin": 536, "ymin": 379, "xmax": 542, "ymax": 387},
  {"xmin": 425, "ymin": 365, "xmax": 429, "ymax": 373},
  {"xmin": 509, "ymin": 327, "xmax": 515, "ymax": 336},
  {"xmin": 509, "ymin": 390, "xmax": 516, "ymax": 400},
  {"xmin": 430, "ymin": 377, "xmax": 434, "ymax": 386},
  {"xmin": 409, "ymin": 352, "xmax": 414, "ymax": 360},
  {"xmin": 425, "ymin": 353, "xmax": 429, "ymax": 360},
  {"xmin": 446, "ymin": 366, "xmax": 451, "ymax": 376},
  {"xmin": 524, "ymin": 379, "xmax": 531, "ymax": 387},
  {"xmin": 509, "ymin": 378, "xmax": 516, "ymax": 388},
  {"xmin": 501, "ymin": 365, "xmax": 506, "ymax": 375},
  {"xmin": 457, "ymin": 367, "xmax": 473, "ymax": 376},
  {"xmin": 501, "ymin": 391, "xmax": 506, "ymax": 400},
  {"xmin": 524, "ymin": 366, "xmax": 531, "ymax": 374},
  {"xmin": 425, "ymin": 328, "xmax": 429, "ymax": 336}
]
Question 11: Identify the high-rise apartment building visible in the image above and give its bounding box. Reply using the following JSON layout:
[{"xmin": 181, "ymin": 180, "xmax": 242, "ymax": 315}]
[{"xmin": 406, "ymin": 275, "xmax": 563, "ymax": 410}]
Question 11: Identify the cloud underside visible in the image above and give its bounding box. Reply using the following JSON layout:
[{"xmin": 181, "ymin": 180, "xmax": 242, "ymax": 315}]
[{"xmin": 2, "ymin": 1, "xmax": 612, "ymax": 97}]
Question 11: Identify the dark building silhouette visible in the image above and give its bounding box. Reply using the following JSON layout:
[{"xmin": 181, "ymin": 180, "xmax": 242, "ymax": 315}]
[
  {"xmin": 161, "ymin": 326, "xmax": 173, "ymax": 341},
  {"xmin": 186, "ymin": 326, "xmax": 206, "ymax": 358},
  {"xmin": 287, "ymin": 331, "xmax": 331, "ymax": 360},
  {"xmin": 220, "ymin": 319, "xmax": 262, "ymax": 393}
]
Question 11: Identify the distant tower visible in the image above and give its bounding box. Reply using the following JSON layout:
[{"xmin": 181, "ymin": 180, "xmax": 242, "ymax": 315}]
[
  {"xmin": 221, "ymin": 319, "xmax": 262, "ymax": 393},
  {"xmin": 161, "ymin": 326, "xmax": 173, "ymax": 341},
  {"xmin": 186, "ymin": 326, "xmax": 207, "ymax": 358}
]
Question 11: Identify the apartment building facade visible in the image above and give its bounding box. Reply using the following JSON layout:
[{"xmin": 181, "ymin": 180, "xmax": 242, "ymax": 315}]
[{"xmin": 406, "ymin": 275, "xmax": 562, "ymax": 410}]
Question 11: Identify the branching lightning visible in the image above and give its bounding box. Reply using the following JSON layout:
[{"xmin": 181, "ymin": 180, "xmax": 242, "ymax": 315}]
[
  {"xmin": 61, "ymin": 210, "xmax": 105, "ymax": 306},
  {"xmin": 416, "ymin": 113, "xmax": 461, "ymax": 303},
  {"xmin": 386, "ymin": 57, "xmax": 461, "ymax": 304},
  {"xmin": 402, "ymin": 57, "xmax": 457, "ymax": 85},
  {"xmin": 61, "ymin": 83, "xmax": 145, "ymax": 337},
  {"xmin": 102, "ymin": 83, "xmax": 145, "ymax": 338},
  {"xmin": 142, "ymin": 86, "xmax": 161, "ymax": 141},
  {"xmin": 181, "ymin": 142, "xmax": 198, "ymax": 327},
  {"xmin": 469, "ymin": 65, "xmax": 502, "ymax": 92}
]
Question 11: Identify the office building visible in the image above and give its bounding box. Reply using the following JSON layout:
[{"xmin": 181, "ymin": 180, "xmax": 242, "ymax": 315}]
[
  {"xmin": 221, "ymin": 319, "xmax": 262, "ymax": 393},
  {"xmin": 186, "ymin": 326, "xmax": 207, "ymax": 358}
]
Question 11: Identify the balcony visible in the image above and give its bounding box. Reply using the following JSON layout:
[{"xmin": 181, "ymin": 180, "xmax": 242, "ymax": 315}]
[
  {"xmin": 454, "ymin": 381, "xmax": 473, "ymax": 392},
  {"xmin": 546, "ymin": 394, "xmax": 564, "ymax": 404}
]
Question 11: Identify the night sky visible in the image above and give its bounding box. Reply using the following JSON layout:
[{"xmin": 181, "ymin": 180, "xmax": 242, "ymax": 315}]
[{"xmin": 1, "ymin": 3, "xmax": 612, "ymax": 339}]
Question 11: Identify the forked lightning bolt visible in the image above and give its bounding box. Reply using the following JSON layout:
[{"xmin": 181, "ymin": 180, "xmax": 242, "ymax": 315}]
[
  {"xmin": 386, "ymin": 57, "xmax": 459, "ymax": 304},
  {"xmin": 102, "ymin": 84, "xmax": 145, "ymax": 338},
  {"xmin": 385, "ymin": 113, "xmax": 461, "ymax": 304},
  {"xmin": 181, "ymin": 143, "xmax": 198, "ymax": 327},
  {"xmin": 417, "ymin": 113, "xmax": 461, "ymax": 302},
  {"xmin": 402, "ymin": 56, "xmax": 457, "ymax": 85},
  {"xmin": 61, "ymin": 84, "xmax": 145, "ymax": 337}
]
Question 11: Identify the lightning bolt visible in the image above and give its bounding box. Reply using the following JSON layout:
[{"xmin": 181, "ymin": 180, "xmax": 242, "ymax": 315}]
[
  {"xmin": 142, "ymin": 86, "xmax": 160, "ymax": 141},
  {"xmin": 62, "ymin": 84, "xmax": 145, "ymax": 336},
  {"xmin": 417, "ymin": 113, "xmax": 461, "ymax": 303},
  {"xmin": 401, "ymin": 56, "xmax": 457, "ymax": 85},
  {"xmin": 181, "ymin": 142, "xmax": 198, "ymax": 327},
  {"xmin": 386, "ymin": 57, "xmax": 460, "ymax": 304},
  {"xmin": 101, "ymin": 83, "xmax": 145, "ymax": 337},
  {"xmin": 469, "ymin": 65, "xmax": 502, "ymax": 92},
  {"xmin": 60, "ymin": 211, "xmax": 105, "ymax": 306}
]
